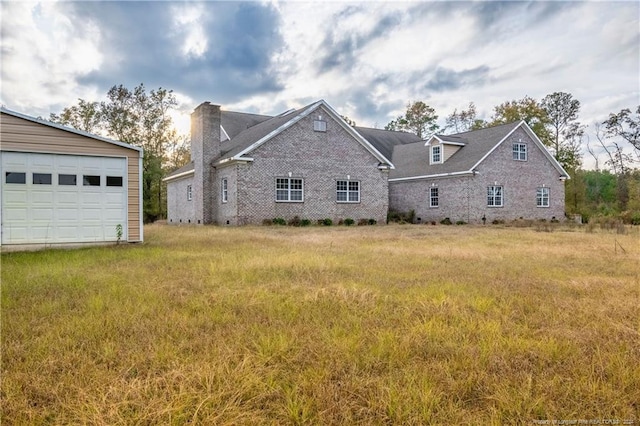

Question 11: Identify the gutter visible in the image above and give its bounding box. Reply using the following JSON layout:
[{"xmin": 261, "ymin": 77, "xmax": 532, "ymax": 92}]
[{"xmin": 388, "ymin": 170, "xmax": 475, "ymax": 182}]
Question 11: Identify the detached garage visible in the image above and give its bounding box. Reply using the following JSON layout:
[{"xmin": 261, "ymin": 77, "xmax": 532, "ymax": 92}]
[{"xmin": 1, "ymin": 107, "xmax": 143, "ymax": 248}]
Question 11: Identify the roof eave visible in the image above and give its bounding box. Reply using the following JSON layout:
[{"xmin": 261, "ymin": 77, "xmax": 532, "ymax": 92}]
[
  {"xmin": 163, "ymin": 169, "xmax": 194, "ymax": 182},
  {"xmin": 1, "ymin": 107, "xmax": 144, "ymax": 155},
  {"xmin": 389, "ymin": 170, "xmax": 475, "ymax": 182}
]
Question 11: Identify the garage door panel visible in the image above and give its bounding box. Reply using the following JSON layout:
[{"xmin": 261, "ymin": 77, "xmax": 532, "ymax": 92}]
[
  {"xmin": 32, "ymin": 209, "xmax": 54, "ymax": 220},
  {"xmin": 32, "ymin": 190, "xmax": 54, "ymax": 204},
  {"xmin": 81, "ymin": 192, "xmax": 102, "ymax": 206},
  {"xmin": 30, "ymin": 154, "xmax": 55, "ymax": 168},
  {"xmin": 3, "ymin": 226, "xmax": 28, "ymax": 242},
  {"xmin": 2, "ymin": 152, "xmax": 127, "ymax": 244},
  {"xmin": 3, "ymin": 190, "xmax": 27, "ymax": 203},
  {"xmin": 58, "ymin": 208, "xmax": 79, "ymax": 221},
  {"xmin": 4, "ymin": 207, "xmax": 28, "ymax": 220}
]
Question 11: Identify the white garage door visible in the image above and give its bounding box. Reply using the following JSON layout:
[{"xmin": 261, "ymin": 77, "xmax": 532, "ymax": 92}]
[{"xmin": 1, "ymin": 152, "xmax": 127, "ymax": 244}]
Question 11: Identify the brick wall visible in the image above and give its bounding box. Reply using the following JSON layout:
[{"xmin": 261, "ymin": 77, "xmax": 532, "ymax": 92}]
[
  {"xmin": 390, "ymin": 127, "xmax": 566, "ymax": 223},
  {"xmin": 191, "ymin": 102, "xmax": 220, "ymax": 224},
  {"xmin": 166, "ymin": 175, "xmax": 195, "ymax": 224},
  {"xmin": 214, "ymin": 106, "xmax": 389, "ymax": 225}
]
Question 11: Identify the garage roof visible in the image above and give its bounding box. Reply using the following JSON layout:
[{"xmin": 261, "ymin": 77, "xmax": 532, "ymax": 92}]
[{"xmin": 0, "ymin": 107, "xmax": 143, "ymax": 154}]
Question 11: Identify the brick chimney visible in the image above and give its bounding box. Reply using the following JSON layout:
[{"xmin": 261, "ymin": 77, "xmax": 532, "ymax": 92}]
[{"xmin": 191, "ymin": 102, "xmax": 221, "ymax": 224}]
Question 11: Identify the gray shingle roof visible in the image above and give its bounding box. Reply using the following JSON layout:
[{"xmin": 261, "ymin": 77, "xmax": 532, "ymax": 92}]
[
  {"xmin": 353, "ymin": 126, "xmax": 422, "ymax": 161},
  {"xmin": 221, "ymin": 110, "xmax": 271, "ymax": 140},
  {"xmin": 389, "ymin": 121, "xmax": 522, "ymax": 180}
]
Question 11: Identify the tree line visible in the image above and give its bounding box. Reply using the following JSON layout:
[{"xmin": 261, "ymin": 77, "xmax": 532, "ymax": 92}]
[
  {"xmin": 51, "ymin": 85, "xmax": 638, "ymax": 223},
  {"xmin": 384, "ymin": 95, "xmax": 639, "ymax": 223},
  {"xmin": 49, "ymin": 84, "xmax": 189, "ymax": 222}
]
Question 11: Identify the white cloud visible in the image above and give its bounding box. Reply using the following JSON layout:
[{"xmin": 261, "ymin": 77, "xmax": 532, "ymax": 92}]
[
  {"xmin": 171, "ymin": 3, "xmax": 208, "ymax": 59},
  {"xmin": 0, "ymin": 1, "xmax": 103, "ymax": 115}
]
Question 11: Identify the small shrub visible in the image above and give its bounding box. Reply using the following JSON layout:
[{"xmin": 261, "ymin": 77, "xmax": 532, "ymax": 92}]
[
  {"xmin": 272, "ymin": 217, "xmax": 286, "ymax": 226},
  {"xmin": 300, "ymin": 219, "xmax": 311, "ymax": 227},
  {"xmin": 344, "ymin": 218, "xmax": 355, "ymax": 226},
  {"xmin": 455, "ymin": 220, "xmax": 467, "ymax": 225},
  {"xmin": 492, "ymin": 219, "xmax": 505, "ymax": 225},
  {"xmin": 368, "ymin": 218, "xmax": 377, "ymax": 225},
  {"xmin": 387, "ymin": 210, "xmax": 416, "ymax": 224},
  {"xmin": 288, "ymin": 216, "xmax": 302, "ymax": 227},
  {"xmin": 321, "ymin": 218, "xmax": 333, "ymax": 226},
  {"xmin": 440, "ymin": 217, "xmax": 452, "ymax": 225},
  {"xmin": 358, "ymin": 219, "xmax": 369, "ymax": 226}
]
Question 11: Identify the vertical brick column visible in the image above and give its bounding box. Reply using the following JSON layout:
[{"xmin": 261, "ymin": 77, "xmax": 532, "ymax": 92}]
[{"xmin": 191, "ymin": 102, "xmax": 221, "ymax": 224}]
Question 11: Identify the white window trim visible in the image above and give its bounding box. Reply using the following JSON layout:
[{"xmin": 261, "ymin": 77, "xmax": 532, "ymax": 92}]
[
  {"xmin": 513, "ymin": 143, "xmax": 527, "ymax": 161},
  {"xmin": 430, "ymin": 186, "xmax": 439, "ymax": 208},
  {"xmin": 430, "ymin": 144, "xmax": 442, "ymax": 164},
  {"xmin": 336, "ymin": 180, "xmax": 360, "ymax": 203},
  {"xmin": 537, "ymin": 187, "xmax": 550, "ymax": 207},
  {"xmin": 487, "ymin": 185, "xmax": 504, "ymax": 207},
  {"xmin": 221, "ymin": 178, "xmax": 228, "ymax": 203},
  {"xmin": 275, "ymin": 177, "xmax": 304, "ymax": 202},
  {"xmin": 187, "ymin": 184, "xmax": 192, "ymax": 201}
]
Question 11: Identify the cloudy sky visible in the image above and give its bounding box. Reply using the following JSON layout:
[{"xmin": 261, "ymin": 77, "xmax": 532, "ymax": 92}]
[{"xmin": 1, "ymin": 1, "xmax": 638, "ymax": 165}]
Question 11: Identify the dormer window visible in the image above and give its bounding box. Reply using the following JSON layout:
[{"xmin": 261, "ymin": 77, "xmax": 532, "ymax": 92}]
[{"xmin": 431, "ymin": 145, "xmax": 442, "ymax": 164}]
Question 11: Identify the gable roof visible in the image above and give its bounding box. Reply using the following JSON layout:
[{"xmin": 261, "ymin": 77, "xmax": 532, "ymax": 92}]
[
  {"xmin": 389, "ymin": 121, "xmax": 569, "ymax": 181},
  {"xmin": 0, "ymin": 107, "xmax": 143, "ymax": 154},
  {"xmin": 221, "ymin": 110, "xmax": 271, "ymax": 140},
  {"xmin": 353, "ymin": 126, "xmax": 422, "ymax": 161},
  {"xmin": 217, "ymin": 100, "xmax": 394, "ymax": 168}
]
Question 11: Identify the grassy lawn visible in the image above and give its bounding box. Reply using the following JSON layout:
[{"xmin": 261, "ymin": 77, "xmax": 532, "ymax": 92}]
[{"xmin": 2, "ymin": 224, "xmax": 639, "ymax": 424}]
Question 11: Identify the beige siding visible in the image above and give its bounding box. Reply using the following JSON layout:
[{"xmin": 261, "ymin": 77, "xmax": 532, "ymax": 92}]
[
  {"xmin": 443, "ymin": 144, "xmax": 461, "ymax": 162},
  {"xmin": 0, "ymin": 113, "xmax": 142, "ymax": 242}
]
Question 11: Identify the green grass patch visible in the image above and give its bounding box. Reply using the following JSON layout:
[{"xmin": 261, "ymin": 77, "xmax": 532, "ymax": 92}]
[{"xmin": 2, "ymin": 224, "xmax": 639, "ymax": 424}]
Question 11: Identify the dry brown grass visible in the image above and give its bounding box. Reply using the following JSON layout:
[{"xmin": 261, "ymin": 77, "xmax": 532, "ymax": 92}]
[{"xmin": 2, "ymin": 223, "xmax": 639, "ymax": 424}]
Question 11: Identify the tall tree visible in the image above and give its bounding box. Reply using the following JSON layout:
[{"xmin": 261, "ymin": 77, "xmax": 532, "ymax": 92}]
[
  {"xmin": 541, "ymin": 92, "xmax": 583, "ymax": 170},
  {"xmin": 49, "ymin": 99, "xmax": 102, "ymax": 133},
  {"xmin": 340, "ymin": 115, "xmax": 356, "ymax": 127},
  {"xmin": 444, "ymin": 102, "xmax": 486, "ymax": 133},
  {"xmin": 490, "ymin": 96, "xmax": 551, "ymax": 145},
  {"xmin": 603, "ymin": 106, "xmax": 640, "ymax": 160},
  {"xmin": 385, "ymin": 101, "xmax": 439, "ymax": 139},
  {"xmin": 49, "ymin": 83, "xmax": 182, "ymax": 222}
]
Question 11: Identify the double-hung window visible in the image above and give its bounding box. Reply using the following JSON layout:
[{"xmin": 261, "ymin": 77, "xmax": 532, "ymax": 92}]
[
  {"xmin": 276, "ymin": 177, "xmax": 303, "ymax": 202},
  {"xmin": 513, "ymin": 143, "xmax": 527, "ymax": 161},
  {"xmin": 487, "ymin": 185, "xmax": 503, "ymax": 207},
  {"xmin": 431, "ymin": 145, "xmax": 442, "ymax": 164},
  {"xmin": 430, "ymin": 187, "xmax": 439, "ymax": 207},
  {"xmin": 336, "ymin": 180, "xmax": 360, "ymax": 202},
  {"xmin": 221, "ymin": 178, "xmax": 228, "ymax": 203},
  {"xmin": 536, "ymin": 187, "xmax": 549, "ymax": 207}
]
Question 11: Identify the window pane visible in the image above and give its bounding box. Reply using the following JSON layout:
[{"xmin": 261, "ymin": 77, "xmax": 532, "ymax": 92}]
[
  {"xmin": 291, "ymin": 179, "xmax": 303, "ymax": 190},
  {"xmin": 276, "ymin": 179, "xmax": 288, "ymax": 190},
  {"xmin": 348, "ymin": 191, "xmax": 359, "ymax": 202},
  {"xmin": 336, "ymin": 181, "xmax": 347, "ymax": 191},
  {"xmin": 83, "ymin": 175, "xmax": 100, "ymax": 186},
  {"xmin": 106, "ymin": 176, "xmax": 123, "ymax": 187},
  {"xmin": 59, "ymin": 174, "xmax": 77, "ymax": 185},
  {"xmin": 33, "ymin": 173, "xmax": 52, "ymax": 184},
  {"xmin": 276, "ymin": 189, "xmax": 288, "ymax": 201},
  {"xmin": 290, "ymin": 190, "xmax": 303, "ymax": 201},
  {"xmin": 6, "ymin": 172, "xmax": 26, "ymax": 184},
  {"xmin": 349, "ymin": 181, "xmax": 359, "ymax": 191}
]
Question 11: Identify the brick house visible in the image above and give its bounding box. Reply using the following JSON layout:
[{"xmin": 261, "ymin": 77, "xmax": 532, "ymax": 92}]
[
  {"xmin": 389, "ymin": 121, "xmax": 569, "ymax": 224},
  {"xmin": 164, "ymin": 100, "xmax": 398, "ymax": 225},
  {"xmin": 165, "ymin": 101, "xmax": 568, "ymax": 226}
]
